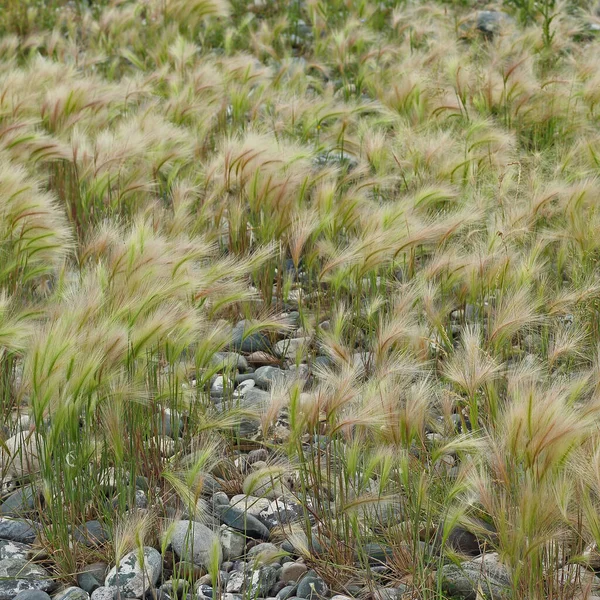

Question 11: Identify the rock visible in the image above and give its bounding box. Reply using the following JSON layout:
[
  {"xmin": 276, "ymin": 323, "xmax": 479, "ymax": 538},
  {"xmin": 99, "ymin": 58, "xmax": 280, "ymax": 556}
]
[
  {"xmin": 233, "ymin": 379, "xmax": 256, "ymax": 398},
  {"xmin": 296, "ymin": 571, "xmax": 327, "ymax": 599},
  {"xmin": 76, "ymin": 571, "xmax": 102, "ymax": 595},
  {"xmin": 372, "ymin": 587, "xmax": 409, "ymax": 600},
  {"xmin": 441, "ymin": 553, "xmax": 510, "ymax": 600},
  {"xmin": 246, "ymin": 352, "xmax": 279, "ymax": 366},
  {"xmin": 0, "ymin": 518, "xmax": 39, "ymax": 543},
  {"xmin": 438, "ymin": 517, "xmax": 496, "ymax": 556},
  {"xmin": 90, "ymin": 588, "xmax": 117, "ymax": 600},
  {"xmin": 73, "ymin": 521, "xmax": 109, "ymax": 548},
  {"xmin": 237, "ymin": 388, "xmax": 270, "ymax": 408},
  {"xmin": 0, "ymin": 539, "xmax": 30, "ymax": 560},
  {"xmin": 171, "ymin": 521, "xmax": 222, "ymax": 569},
  {"xmin": 280, "ymin": 562, "xmax": 307, "ymax": 583},
  {"xmin": 171, "ymin": 561, "xmax": 205, "ymax": 581},
  {"xmin": 79, "ymin": 564, "xmax": 108, "ymax": 585},
  {"xmin": 247, "ymin": 543, "xmax": 280, "ymax": 564},
  {"xmin": 145, "ymin": 436, "xmax": 176, "ymax": 458},
  {"xmin": 0, "ymin": 433, "xmax": 42, "ymax": 478},
  {"xmin": 259, "ymin": 498, "xmax": 305, "ymax": 530},
  {"xmin": 229, "ymin": 321, "xmax": 275, "ymax": 354},
  {"xmin": 551, "ymin": 564, "xmax": 600, "ymax": 595},
  {"xmin": 274, "ymin": 338, "xmax": 310, "ymax": 360},
  {"xmin": 230, "ymin": 496, "xmax": 271, "ymax": 518},
  {"xmin": 226, "ymin": 566, "xmax": 278, "ymax": 597},
  {"xmin": 104, "ymin": 547, "xmax": 162, "ymax": 598},
  {"xmin": 155, "ymin": 408, "xmax": 183, "ymax": 439},
  {"xmin": 243, "ymin": 469, "xmax": 295, "ymax": 501},
  {"xmin": 220, "ymin": 527, "xmax": 247, "ymax": 561},
  {"xmin": 212, "ymin": 492, "xmax": 230, "ymax": 508},
  {"xmin": 196, "ymin": 583, "xmax": 213, "ymax": 600},
  {"xmin": 134, "ymin": 490, "xmax": 148, "ymax": 509},
  {"xmin": 216, "ymin": 505, "xmax": 270, "ymax": 540},
  {"xmin": 52, "ymin": 587, "xmax": 90, "ymax": 600},
  {"xmin": 254, "ymin": 367, "xmax": 287, "ymax": 390},
  {"xmin": 248, "ymin": 565, "xmax": 279, "ymax": 596},
  {"xmin": 212, "ymin": 353, "xmax": 249, "ymax": 373},
  {"xmin": 225, "ymin": 571, "xmax": 245, "ymax": 594},
  {"xmin": 0, "ymin": 484, "xmax": 38, "ymax": 516},
  {"xmin": 476, "ymin": 11, "xmax": 511, "ymax": 37},
  {"xmin": 281, "ymin": 532, "xmax": 325, "ymax": 555},
  {"xmin": 277, "ymin": 585, "xmax": 297, "ymax": 600},
  {"xmin": 0, "ymin": 558, "xmax": 55, "ymax": 600},
  {"xmin": 13, "ymin": 593, "xmax": 51, "ymax": 600},
  {"xmin": 211, "ymin": 376, "xmax": 225, "ymax": 395},
  {"xmin": 360, "ymin": 543, "xmax": 393, "ymax": 565},
  {"xmin": 247, "ymin": 449, "xmax": 269, "ymax": 464}
]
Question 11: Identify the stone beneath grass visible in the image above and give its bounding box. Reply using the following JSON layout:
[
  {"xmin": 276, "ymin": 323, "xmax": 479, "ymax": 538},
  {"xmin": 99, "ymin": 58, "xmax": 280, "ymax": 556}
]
[
  {"xmin": 246, "ymin": 543, "xmax": 280, "ymax": 564},
  {"xmin": 76, "ymin": 572, "xmax": 101, "ymax": 595},
  {"xmin": 274, "ymin": 338, "xmax": 310, "ymax": 360},
  {"xmin": 226, "ymin": 566, "xmax": 279, "ymax": 597},
  {"xmin": 296, "ymin": 570, "xmax": 327, "ymax": 599},
  {"xmin": 229, "ymin": 321, "xmax": 275, "ymax": 354},
  {"xmin": 277, "ymin": 585, "xmax": 297, "ymax": 599},
  {"xmin": 216, "ymin": 505, "xmax": 270, "ymax": 540},
  {"xmin": 243, "ymin": 470, "xmax": 295, "ymax": 501},
  {"xmin": 0, "ymin": 484, "xmax": 38, "ymax": 516},
  {"xmin": 212, "ymin": 352, "xmax": 249, "ymax": 373},
  {"xmin": 52, "ymin": 587, "xmax": 90, "ymax": 600},
  {"xmin": 230, "ymin": 495, "xmax": 271, "ymax": 518},
  {"xmin": 104, "ymin": 547, "xmax": 162, "ymax": 599},
  {"xmin": 73, "ymin": 521, "xmax": 109, "ymax": 548},
  {"xmin": 254, "ymin": 367, "xmax": 288, "ymax": 390},
  {"xmin": 13, "ymin": 592, "xmax": 51, "ymax": 600},
  {"xmin": 154, "ymin": 408, "xmax": 183, "ymax": 439},
  {"xmin": 171, "ymin": 520, "xmax": 222, "ymax": 569},
  {"xmin": 279, "ymin": 562, "xmax": 307, "ymax": 583},
  {"xmin": 0, "ymin": 518, "xmax": 39, "ymax": 543},
  {"xmin": 0, "ymin": 539, "xmax": 30, "ymax": 560},
  {"xmin": 441, "ymin": 553, "xmax": 510, "ymax": 600},
  {"xmin": 437, "ymin": 517, "xmax": 497, "ymax": 556},
  {"xmin": 0, "ymin": 558, "xmax": 55, "ymax": 600},
  {"xmin": 220, "ymin": 526, "xmax": 247, "ymax": 561},
  {"xmin": 259, "ymin": 498, "xmax": 306, "ymax": 530},
  {"xmin": 90, "ymin": 587, "xmax": 117, "ymax": 600},
  {"xmin": 0, "ymin": 433, "xmax": 41, "ymax": 479}
]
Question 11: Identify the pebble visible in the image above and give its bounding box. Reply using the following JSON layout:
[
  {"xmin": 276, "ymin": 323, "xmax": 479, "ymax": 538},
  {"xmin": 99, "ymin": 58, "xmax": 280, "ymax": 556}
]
[
  {"xmin": 220, "ymin": 526, "xmax": 247, "ymax": 561},
  {"xmin": 216, "ymin": 505, "xmax": 270, "ymax": 540},
  {"xmin": 230, "ymin": 495, "xmax": 271, "ymax": 517},
  {"xmin": 276, "ymin": 585, "xmax": 297, "ymax": 600},
  {"xmin": 0, "ymin": 558, "xmax": 55, "ymax": 600},
  {"xmin": 90, "ymin": 588, "xmax": 117, "ymax": 600},
  {"xmin": 0, "ymin": 538, "xmax": 30, "ymax": 560},
  {"xmin": 0, "ymin": 484, "xmax": 38, "ymax": 516},
  {"xmin": 296, "ymin": 571, "xmax": 327, "ymax": 599},
  {"xmin": 52, "ymin": 587, "xmax": 90, "ymax": 600},
  {"xmin": 246, "ymin": 543, "xmax": 280, "ymax": 564},
  {"xmin": 259, "ymin": 498, "xmax": 305, "ymax": 530},
  {"xmin": 171, "ymin": 521, "xmax": 222, "ymax": 569},
  {"xmin": 280, "ymin": 562, "xmax": 307, "ymax": 583},
  {"xmin": 73, "ymin": 521, "xmax": 109, "ymax": 548},
  {"xmin": 0, "ymin": 518, "xmax": 39, "ymax": 543},
  {"xmin": 243, "ymin": 470, "xmax": 294, "ymax": 500},
  {"xmin": 104, "ymin": 547, "xmax": 162, "ymax": 598},
  {"xmin": 0, "ymin": 433, "xmax": 41, "ymax": 478},
  {"xmin": 441, "ymin": 553, "xmax": 510, "ymax": 600},
  {"xmin": 13, "ymin": 593, "xmax": 51, "ymax": 600}
]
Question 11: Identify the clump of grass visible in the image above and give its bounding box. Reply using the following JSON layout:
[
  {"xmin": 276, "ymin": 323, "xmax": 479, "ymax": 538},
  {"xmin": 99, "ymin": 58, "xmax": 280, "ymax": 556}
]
[{"xmin": 2, "ymin": 0, "xmax": 600, "ymax": 598}]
